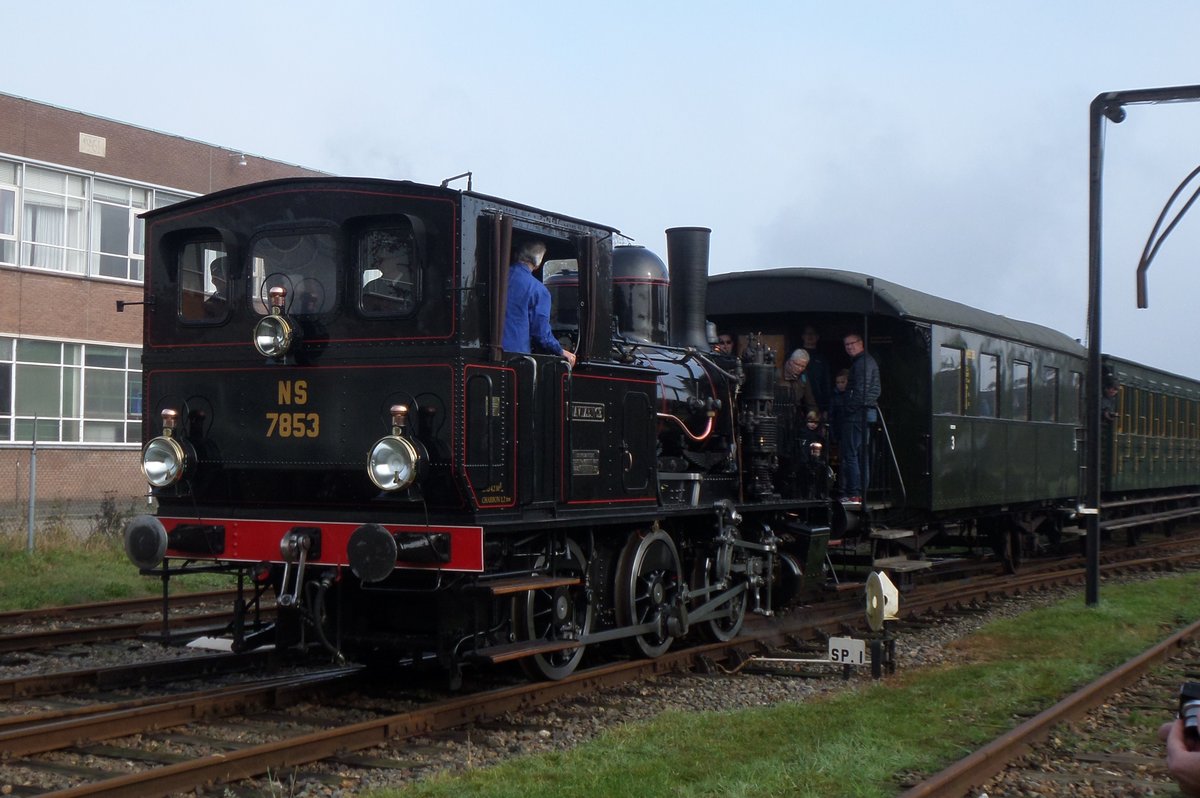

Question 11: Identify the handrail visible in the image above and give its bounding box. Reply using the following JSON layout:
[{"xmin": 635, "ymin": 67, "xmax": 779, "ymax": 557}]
[{"xmin": 874, "ymin": 407, "xmax": 906, "ymax": 507}]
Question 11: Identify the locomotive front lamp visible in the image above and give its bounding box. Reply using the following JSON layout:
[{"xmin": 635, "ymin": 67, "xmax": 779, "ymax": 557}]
[
  {"xmin": 367, "ymin": 404, "xmax": 427, "ymax": 491},
  {"xmin": 141, "ymin": 408, "xmax": 188, "ymax": 487},
  {"xmin": 253, "ymin": 286, "xmax": 296, "ymax": 358}
]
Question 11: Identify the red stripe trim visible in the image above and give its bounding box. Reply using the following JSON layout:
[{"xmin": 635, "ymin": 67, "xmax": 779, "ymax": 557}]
[{"xmin": 160, "ymin": 516, "xmax": 484, "ymax": 572}]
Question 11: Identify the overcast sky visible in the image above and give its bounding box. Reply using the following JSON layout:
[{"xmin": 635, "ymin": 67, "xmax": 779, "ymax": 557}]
[{"xmin": 6, "ymin": 1, "xmax": 1200, "ymax": 376}]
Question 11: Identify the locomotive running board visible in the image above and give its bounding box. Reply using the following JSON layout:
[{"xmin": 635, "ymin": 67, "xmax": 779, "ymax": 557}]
[
  {"xmin": 469, "ymin": 638, "xmax": 583, "ymax": 665},
  {"xmin": 473, "ymin": 575, "xmax": 581, "ymax": 597}
]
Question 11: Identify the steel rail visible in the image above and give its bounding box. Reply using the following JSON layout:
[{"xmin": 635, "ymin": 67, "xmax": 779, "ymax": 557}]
[
  {"xmin": 0, "ymin": 590, "xmax": 241, "ymax": 624},
  {"xmin": 0, "ymin": 649, "xmax": 277, "ymax": 700},
  {"xmin": 0, "ymin": 609, "xmax": 264, "ymax": 654},
  {"xmin": 0, "ymin": 667, "xmax": 361, "ymax": 757}
]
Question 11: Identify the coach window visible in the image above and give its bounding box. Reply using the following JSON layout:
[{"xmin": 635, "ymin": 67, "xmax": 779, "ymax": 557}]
[
  {"xmin": 358, "ymin": 224, "xmax": 421, "ymax": 318},
  {"xmin": 178, "ymin": 240, "xmax": 230, "ymax": 323},
  {"xmin": 1044, "ymin": 366, "xmax": 1059, "ymax": 422},
  {"xmin": 978, "ymin": 353, "xmax": 999, "ymax": 417},
  {"xmin": 1068, "ymin": 370, "xmax": 1082, "ymax": 424},
  {"xmin": 934, "ymin": 346, "xmax": 962, "ymax": 414},
  {"xmin": 1012, "ymin": 361, "xmax": 1031, "ymax": 421},
  {"xmin": 251, "ymin": 232, "xmax": 338, "ymax": 316}
]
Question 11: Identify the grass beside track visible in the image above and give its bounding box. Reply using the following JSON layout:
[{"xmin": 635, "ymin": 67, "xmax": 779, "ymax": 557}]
[
  {"xmin": 376, "ymin": 575, "xmax": 1200, "ymax": 798},
  {"xmin": 0, "ymin": 528, "xmax": 235, "ymax": 610}
]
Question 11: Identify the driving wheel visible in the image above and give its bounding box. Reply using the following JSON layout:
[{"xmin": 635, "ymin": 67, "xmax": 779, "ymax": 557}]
[
  {"xmin": 614, "ymin": 528, "xmax": 683, "ymax": 658},
  {"xmin": 515, "ymin": 537, "xmax": 592, "ymax": 680}
]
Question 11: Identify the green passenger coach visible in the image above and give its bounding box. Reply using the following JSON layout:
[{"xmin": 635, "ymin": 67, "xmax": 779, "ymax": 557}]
[
  {"xmin": 1102, "ymin": 355, "xmax": 1200, "ymax": 494},
  {"xmin": 708, "ymin": 267, "xmax": 1088, "ymax": 557}
]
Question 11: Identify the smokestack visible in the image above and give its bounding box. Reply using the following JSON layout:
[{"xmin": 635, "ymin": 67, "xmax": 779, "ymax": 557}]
[{"xmin": 665, "ymin": 226, "xmax": 712, "ymax": 350}]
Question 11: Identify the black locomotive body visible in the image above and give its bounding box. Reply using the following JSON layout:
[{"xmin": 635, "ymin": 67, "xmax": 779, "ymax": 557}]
[{"xmin": 124, "ymin": 178, "xmax": 830, "ymax": 679}]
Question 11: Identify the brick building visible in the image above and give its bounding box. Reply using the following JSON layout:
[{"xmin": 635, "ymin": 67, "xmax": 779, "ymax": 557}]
[{"xmin": 0, "ymin": 92, "xmax": 327, "ymax": 519}]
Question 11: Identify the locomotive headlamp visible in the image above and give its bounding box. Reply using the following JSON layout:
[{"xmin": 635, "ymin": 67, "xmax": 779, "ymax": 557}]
[
  {"xmin": 367, "ymin": 405, "xmax": 427, "ymax": 491},
  {"xmin": 141, "ymin": 409, "xmax": 188, "ymax": 487},
  {"xmin": 253, "ymin": 286, "xmax": 295, "ymax": 358}
]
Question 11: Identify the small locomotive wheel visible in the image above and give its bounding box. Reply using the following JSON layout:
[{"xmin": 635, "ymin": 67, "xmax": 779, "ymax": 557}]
[
  {"xmin": 516, "ymin": 537, "xmax": 593, "ymax": 680},
  {"xmin": 614, "ymin": 529, "xmax": 683, "ymax": 658}
]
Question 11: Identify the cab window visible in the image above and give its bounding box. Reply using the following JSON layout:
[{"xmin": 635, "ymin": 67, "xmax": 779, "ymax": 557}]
[
  {"xmin": 178, "ymin": 239, "xmax": 229, "ymax": 323},
  {"xmin": 358, "ymin": 223, "xmax": 421, "ymax": 318},
  {"xmin": 250, "ymin": 232, "xmax": 337, "ymax": 316}
]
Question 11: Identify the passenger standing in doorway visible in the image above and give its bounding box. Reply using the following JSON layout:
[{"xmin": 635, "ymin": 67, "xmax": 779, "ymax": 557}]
[
  {"xmin": 841, "ymin": 332, "xmax": 880, "ymax": 504},
  {"xmin": 503, "ymin": 241, "xmax": 576, "ymax": 367},
  {"xmin": 801, "ymin": 324, "xmax": 832, "ymax": 417},
  {"xmin": 1101, "ymin": 376, "xmax": 1120, "ymax": 424},
  {"xmin": 774, "ymin": 349, "xmax": 818, "ymax": 497}
]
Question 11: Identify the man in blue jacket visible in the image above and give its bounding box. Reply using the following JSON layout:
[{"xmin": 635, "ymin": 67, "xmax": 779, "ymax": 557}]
[{"xmin": 502, "ymin": 240, "xmax": 575, "ymax": 367}]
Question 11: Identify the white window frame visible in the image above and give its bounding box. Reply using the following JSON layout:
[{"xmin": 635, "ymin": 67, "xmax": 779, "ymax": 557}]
[{"xmin": 7, "ymin": 336, "xmax": 142, "ymax": 446}]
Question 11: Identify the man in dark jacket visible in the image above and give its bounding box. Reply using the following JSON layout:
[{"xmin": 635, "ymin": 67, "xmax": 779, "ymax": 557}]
[{"xmin": 841, "ymin": 332, "xmax": 880, "ymax": 503}]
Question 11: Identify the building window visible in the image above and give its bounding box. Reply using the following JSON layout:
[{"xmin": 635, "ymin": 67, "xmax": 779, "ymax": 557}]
[
  {"xmin": 91, "ymin": 179, "xmax": 147, "ymax": 281},
  {"xmin": 0, "ymin": 159, "xmax": 16, "ymax": 265},
  {"xmin": 21, "ymin": 166, "xmax": 86, "ymax": 274},
  {"xmin": 154, "ymin": 190, "xmax": 188, "ymax": 209},
  {"xmin": 0, "ymin": 337, "xmax": 11, "ymax": 440},
  {"xmin": 3, "ymin": 336, "xmax": 141, "ymax": 445},
  {"xmin": 1, "ymin": 160, "xmax": 193, "ymax": 283}
]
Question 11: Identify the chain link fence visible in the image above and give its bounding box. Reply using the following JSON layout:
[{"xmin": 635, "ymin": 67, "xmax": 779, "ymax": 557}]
[{"xmin": 0, "ymin": 446, "xmax": 148, "ymax": 549}]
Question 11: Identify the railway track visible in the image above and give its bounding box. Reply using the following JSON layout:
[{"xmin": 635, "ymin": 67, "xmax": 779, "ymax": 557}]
[
  {"xmin": 898, "ymin": 615, "xmax": 1200, "ymax": 796},
  {"xmin": 4, "ymin": 539, "xmax": 1197, "ymax": 797},
  {"xmin": 0, "ymin": 590, "xmax": 274, "ymax": 656},
  {"xmin": 0, "ymin": 649, "xmax": 280, "ymax": 701},
  {"xmin": 0, "ymin": 590, "xmax": 239, "ymax": 625}
]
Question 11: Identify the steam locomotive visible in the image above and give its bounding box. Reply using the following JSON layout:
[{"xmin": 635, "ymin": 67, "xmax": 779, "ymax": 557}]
[{"xmin": 123, "ymin": 177, "xmax": 831, "ymax": 680}]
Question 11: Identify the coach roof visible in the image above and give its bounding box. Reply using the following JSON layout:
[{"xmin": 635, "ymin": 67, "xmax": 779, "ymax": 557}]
[{"xmin": 708, "ymin": 267, "xmax": 1085, "ymax": 356}]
